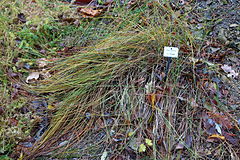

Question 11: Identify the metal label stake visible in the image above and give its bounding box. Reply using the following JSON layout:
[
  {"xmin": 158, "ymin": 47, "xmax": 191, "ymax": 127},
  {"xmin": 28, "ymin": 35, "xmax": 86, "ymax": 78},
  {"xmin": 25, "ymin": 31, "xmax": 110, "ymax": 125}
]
[{"xmin": 164, "ymin": 57, "xmax": 172, "ymax": 81}]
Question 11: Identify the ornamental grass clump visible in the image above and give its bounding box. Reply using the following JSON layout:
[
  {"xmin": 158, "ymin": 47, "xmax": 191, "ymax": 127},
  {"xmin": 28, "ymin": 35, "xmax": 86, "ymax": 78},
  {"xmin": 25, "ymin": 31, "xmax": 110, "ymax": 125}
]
[{"xmin": 28, "ymin": 1, "xmax": 195, "ymax": 159}]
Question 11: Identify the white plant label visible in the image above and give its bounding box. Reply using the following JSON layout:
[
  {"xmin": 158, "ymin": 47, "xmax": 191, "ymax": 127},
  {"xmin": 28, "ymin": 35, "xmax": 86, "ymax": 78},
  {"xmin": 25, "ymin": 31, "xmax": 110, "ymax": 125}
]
[{"xmin": 163, "ymin": 47, "xmax": 179, "ymax": 58}]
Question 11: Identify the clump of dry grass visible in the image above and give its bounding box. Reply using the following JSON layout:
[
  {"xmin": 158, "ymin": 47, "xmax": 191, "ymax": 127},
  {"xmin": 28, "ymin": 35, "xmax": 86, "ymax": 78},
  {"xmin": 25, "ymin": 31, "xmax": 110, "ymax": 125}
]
[{"xmin": 22, "ymin": 1, "xmax": 227, "ymax": 159}]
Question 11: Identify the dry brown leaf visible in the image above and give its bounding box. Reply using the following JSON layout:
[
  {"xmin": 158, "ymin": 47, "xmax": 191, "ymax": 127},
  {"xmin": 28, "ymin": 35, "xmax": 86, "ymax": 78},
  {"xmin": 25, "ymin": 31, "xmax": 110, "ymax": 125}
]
[
  {"xmin": 208, "ymin": 134, "xmax": 225, "ymax": 140},
  {"xmin": 78, "ymin": 8, "xmax": 103, "ymax": 17},
  {"xmin": 222, "ymin": 131, "xmax": 240, "ymax": 146},
  {"xmin": 207, "ymin": 112, "xmax": 233, "ymax": 129},
  {"xmin": 146, "ymin": 93, "xmax": 157, "ymax": 110},
  {"xmin": 8, "ymin": 118, "xmax": 18, "ymax": 126}
]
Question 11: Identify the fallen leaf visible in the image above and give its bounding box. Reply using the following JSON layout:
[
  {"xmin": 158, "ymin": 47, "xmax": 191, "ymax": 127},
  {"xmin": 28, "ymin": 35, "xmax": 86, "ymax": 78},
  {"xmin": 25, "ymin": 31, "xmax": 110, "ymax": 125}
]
[
  {"xmin": 176, "ymin": 143, "xmax": 184, "ymax": 150},
  {"xmin": 207, "ymin": 112, "xmax": 233, "ymax": 129},
  {"xmin": 208, "ymin": 134, "xmax": 225, "ymax": 140},
  {"xmin": 47, "ymin": 105, "xmax": 55, "ymax": 110},
  {"xmin": 138, "ymin": 144, "xmax": 146, "ymax": 152},
  {"xmin": 26, "ymin": 72, "xmax": 40, "ymax": 83},
  {"xmin": 78, "ymin": 8, "xmax": 103, "ymax": 17},
  {"xmin": 8, "ymin": 118, "xmax": 18, "ymax": 126},
  {"xmin": 145, "ymin": 138, "xmax": 153, "ymax": 146},
  {"xmin": 146, "ymin": 93, "xmax": 161, "ymax": 110},
  {"xmin": 146, "ymin": 93, "xmax": 156, "ymax": 109},
  {"xmin": 128, "ymin": 131, "xmax": 134, "ymax": 137}
]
